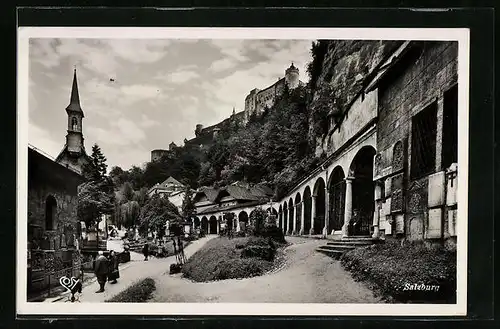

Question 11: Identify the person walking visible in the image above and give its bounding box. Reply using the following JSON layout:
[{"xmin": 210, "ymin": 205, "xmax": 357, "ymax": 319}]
[
  {"xmin": 107, "ymin": 250, "xmax": 120, "ymax": 284},
  {"xmin": 94, "ymin": 251, "xmax": 109, "ymax": 293},
  {"xmin": 142, "ymin": 242, "xmax": 149, "ymax": 261}
]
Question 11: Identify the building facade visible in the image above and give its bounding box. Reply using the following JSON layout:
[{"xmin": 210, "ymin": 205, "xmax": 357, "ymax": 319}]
[
  {"xmin": 147, "ymin": 176, "xmax": 188, "ymax": 211},
  {"xmin": 28, "ymin": 145, "xmax": 85, "ymax": 296},
  {"xmin": 192, "ymin": 183, "xmax": 274, "ymax": 234}
]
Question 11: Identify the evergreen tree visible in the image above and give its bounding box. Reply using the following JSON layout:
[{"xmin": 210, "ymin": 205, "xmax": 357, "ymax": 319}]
[{"xmin": 78, "ymin": 144, "xmax": 115, "ymax": 228}]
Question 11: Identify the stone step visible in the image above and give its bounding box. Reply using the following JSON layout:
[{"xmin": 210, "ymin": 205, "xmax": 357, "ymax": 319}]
[
  {"xmin": 316, "ymin": 247, "xmax": 344, "ymax": 260},
  {"xmin": 320, "ymin": 244, "xmax": 356, "ymax": 251},
  {"xmin": 327, "ymin": 240, "xmax": 374, "ymax": 246}
]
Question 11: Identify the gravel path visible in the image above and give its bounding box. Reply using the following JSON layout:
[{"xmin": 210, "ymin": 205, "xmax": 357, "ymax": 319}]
[
  {"xmin": 49, "ymin": 236, "xmax": 216, "ymax": 303},
  {"xmin": 150, "ymin": 237, "xmax": 382, "ymax": 303}
]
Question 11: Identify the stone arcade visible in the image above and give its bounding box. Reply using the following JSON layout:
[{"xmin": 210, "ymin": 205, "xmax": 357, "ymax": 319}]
[{"xmin": 191, "ymin": 41, "xmax": 458, "ymax": 249}]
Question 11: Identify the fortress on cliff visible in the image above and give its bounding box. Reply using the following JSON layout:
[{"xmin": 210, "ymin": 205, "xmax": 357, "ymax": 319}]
[{"xmin": 151, "ymin": 63, "xmax": 303, "ymax": 161}]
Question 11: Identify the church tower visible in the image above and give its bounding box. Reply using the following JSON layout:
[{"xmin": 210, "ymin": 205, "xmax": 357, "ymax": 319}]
[
  {"xmin": 56, "ymin": 68, "xmax": 90, "ymax": 175},
  {"xmin": 65, "ymin": 68, "xmax": 85, "ymax": 153}
]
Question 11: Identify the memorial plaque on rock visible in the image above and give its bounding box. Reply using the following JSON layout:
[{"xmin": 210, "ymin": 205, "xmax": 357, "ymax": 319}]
[
  {"xmin": 392, "ymin": 140, "xmax": 405, "ymax": 172},
  {"xmin": 374, "ymin": 153, "xmax": 382, "ymax": 177},
  {"xmin": 409, "ymin": 217, "xmax": 424, "ymax": 240}
]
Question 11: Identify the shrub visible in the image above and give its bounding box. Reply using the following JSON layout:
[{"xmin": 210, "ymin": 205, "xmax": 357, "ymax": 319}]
[
  {"xmin": 241, "ymin": 245, "xmax": 275, "ymax": 261},
  {"xmin": 260, "ymin": 224, "xmax": 286, "ymax": 244},
  {"xmin": 340, "ymin": 239, "xmax": 456, "ymax": 303},
  {"xmin": 248, "ymin": 208, "xmax": 267, "ymax": 235},
  {"xmin": 235, "ymin": 231, "xmax": 246, "ymax": 237},
  {"xmin": 169, "ymin": 263, "xmax": 182, "ymax": 274},
  {"xmin": 106, "ymin": 278, "xmax": 156, "ymax": 303},
  {"xmin": 182, "ymin": 236, "xmax": 282, "ymax": 282}
]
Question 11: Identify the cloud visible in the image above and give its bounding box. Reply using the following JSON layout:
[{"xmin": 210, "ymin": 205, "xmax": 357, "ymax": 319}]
[
  {"xmin": 28, "ymin": 123, "xmax": 63, "ymax": 159},
  {"xmin": 139, "ymin": 114, "xmax": 159, "ymax": 128},
  {"xmin": 201, "ymin": 39, "xmax": 313, "ymax": 109},
  {"xmin": 121, "ymin": 84, "xmax": 161, "ymax": 99},
  {"xmin": 105, "ymin": 39, "xmax": 170, "ymax": 63},
  {"xmin": 209, "ymin": 57, "xmax": 238, "ymax": 72},
  {"xmin": 87, "ymin": 117, "xmax": 146, "ymax": 148},
  {"xmin": 168, "ymin": 71, "xmax": 200, "ymax": 84}
]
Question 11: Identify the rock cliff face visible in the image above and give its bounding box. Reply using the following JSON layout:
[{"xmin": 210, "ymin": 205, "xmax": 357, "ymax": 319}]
[{"xmin": 309, "ymin": 40, "xmax": 403, "ymax": 155}]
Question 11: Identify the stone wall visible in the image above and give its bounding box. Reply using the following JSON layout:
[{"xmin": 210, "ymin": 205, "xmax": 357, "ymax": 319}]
[
  {"xmin": 28, "ymin": 147, "xmax": 83, "ymax": 251},
  {"xmin": 374, "ymin": 41, "xmax": 458, "ymax": 242}
]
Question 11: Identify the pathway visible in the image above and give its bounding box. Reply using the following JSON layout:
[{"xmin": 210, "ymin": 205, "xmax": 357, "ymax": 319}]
[
  {"xmin": 150, "ymin": 237, "xmax": 382, "ymax": 303},
  {"xmin": 49, "ymin": 235, "xmax": 216, "ymax": 303}
]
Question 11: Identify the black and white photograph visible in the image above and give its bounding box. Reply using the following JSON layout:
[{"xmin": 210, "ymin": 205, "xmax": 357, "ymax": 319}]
[{"xmin": 17, "ymin": 27, "xmax": 469, "ymax": 316}]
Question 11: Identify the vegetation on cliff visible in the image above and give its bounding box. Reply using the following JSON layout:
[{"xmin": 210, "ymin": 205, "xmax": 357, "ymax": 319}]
[{"xmin": 107, "ymin": 40, "xmax": 337, "ymax": 205}]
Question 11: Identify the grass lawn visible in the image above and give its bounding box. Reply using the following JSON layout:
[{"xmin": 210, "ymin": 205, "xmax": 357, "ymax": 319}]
[
  {"xmin": 181, "ymin": 236, "xmax": 284, "ymax": 282},
  {"xmin": 340, "ymin": 239, "xmax": 456, "ymax": 303},
  {"xmin": 106, "ymin": 278, "xmax": 156, "ymax": 303}
]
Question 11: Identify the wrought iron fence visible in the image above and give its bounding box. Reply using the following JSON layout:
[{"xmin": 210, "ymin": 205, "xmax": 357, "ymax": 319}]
[{"xmin": 27, "ymin": 260, "xmax": 94, "ymax": 301}]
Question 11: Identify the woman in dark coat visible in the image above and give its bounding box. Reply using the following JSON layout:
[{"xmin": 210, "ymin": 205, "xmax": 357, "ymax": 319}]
[
  {"xmin": 142, "ymin": 243, "xmax": 149, "ymax": 261},
  {"xmin": 107, "ymin": 250, "xmax": 120, "ymax": 284},
  {"xmin": 94, "ymin": 251, "xmax": 109, "ymax": 293}
]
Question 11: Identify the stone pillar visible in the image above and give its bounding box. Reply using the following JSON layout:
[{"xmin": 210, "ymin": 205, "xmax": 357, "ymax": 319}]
[
  {"xmin": 236, "ymin": 216, "xmax": 241, "ymax": 232},
  {"xmin": 342, "ymin": 177, "xmax": 354, "ymax": 238},
  {"xmin": 310, "ymin": 195, "xmax": 317, "ymax": 235},
  {"xmin": 372, "ymin": 182, "xmax": 383, "ymax": 239},
  {"xmin": 323, "ymin": 191, "xmax": 330, "ymax": 237},
  {"xmin": 299, "ymin": 201, "xmax": 306, "ymax": 235},
  {"xmin": 216, "ymin": 218, "xmax": 220, "ymax": 235},
  {"xmin": 293, "ymin": 202, "xmax": 301, "ymax": 235}
]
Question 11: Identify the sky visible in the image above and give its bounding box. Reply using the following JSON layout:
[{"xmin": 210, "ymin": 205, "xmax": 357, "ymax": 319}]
[{"xmin": 28, "ymin": 38, "xmax": 314, "ymax": 171}]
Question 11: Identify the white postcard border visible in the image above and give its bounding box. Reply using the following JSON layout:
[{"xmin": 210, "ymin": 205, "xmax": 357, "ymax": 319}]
[{"xmin": 17, "ymin": 27, "xmax": 470, "ymax": 316}]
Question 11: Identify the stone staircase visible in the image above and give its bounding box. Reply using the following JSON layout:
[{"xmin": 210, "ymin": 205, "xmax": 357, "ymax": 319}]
[{"xmin": 316, "ymin": 236, "xmax": 380, "ymax": 260}]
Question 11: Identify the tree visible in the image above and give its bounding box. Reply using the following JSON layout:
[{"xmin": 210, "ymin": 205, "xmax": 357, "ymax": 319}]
[
  {"xmin": 78, "ymin": 144, "xmax": 115, "ymax": 228},
  {"xmin": 121, "ymin": 200, "xmax": 141, "ymax": 229},
  {"xmin": 133, "ymin": 187, "xmax": 149, "ymax": 207},
  {"xmin": 181, "ymin": 186, "xmax": 195, "ymax": 220},
  {"xmin": 138, "ymin": 194, "xmax": 182, "ymax": 238},
  {"xmin": 121, "ymin": 182, "xmax": 135, "ymax": 202},
  {"xmin": 248, "ymin": 207, "xmax": 268, "ymax": 236},
  {"xmin": 83, "ymin": 144, "xmax": 108, "ymax": 181},
  {"xmin": 78, "ymin": 179, "xmax": 114, "ymax": 228}
]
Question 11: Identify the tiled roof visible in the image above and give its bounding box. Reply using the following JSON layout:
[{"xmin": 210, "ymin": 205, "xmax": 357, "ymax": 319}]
[
  {"xmin": 160, "ymin": 176, "xmax": 184, "ymax": 187},
  {"xmin": 196, "ymin": 200, "xmax": 266, "ymax": 215},
  {"xmin": 195, "ymin": 183, "xmax": 273, "ymax": 206}
]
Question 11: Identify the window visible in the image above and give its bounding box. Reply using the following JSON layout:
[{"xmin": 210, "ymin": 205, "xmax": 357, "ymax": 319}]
[
  {"xmin": 442, "ymin": 84, "xmax": 458, "ymax": 169},
  {"xmin": 411, "ymin": 101, "xmax": 438, "ymax": 179},
  {"xmin": 45, "ymin": 195, "xmax": 57, "ymax": 231},
  {"xmin": 71, "ymin": 117, "xmax": 78, "ymax": 130}
]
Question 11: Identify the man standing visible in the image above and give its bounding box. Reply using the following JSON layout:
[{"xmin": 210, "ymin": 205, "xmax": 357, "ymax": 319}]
[{"xmin": 94, "ymin": 251, "xmax": 109, "ymax": 293}]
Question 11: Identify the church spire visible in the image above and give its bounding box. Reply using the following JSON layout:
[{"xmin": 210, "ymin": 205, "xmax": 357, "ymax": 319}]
[{"xmin": 66, "ymin": 67, "xmax": 84, "ymax": 117}]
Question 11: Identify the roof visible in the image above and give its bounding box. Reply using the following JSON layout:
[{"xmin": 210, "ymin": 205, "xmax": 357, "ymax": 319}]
[
  {"xmin": 195, "ymin": 183, "xmax": 273, "ymax": 205},
  {"xmin": 160, "ymin": 176, "xmax": 184, "ymax": 187},
  {"xmin": 65, "ymin": 68, "xmax": 84, "ymax": 116},
  {"xmin": 29, "ymin": 145, "xmax": 85, "ymax": 182},
  {"xmin": 196, "ymin": 200, "xmax": 266, "ymax": 215}
]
